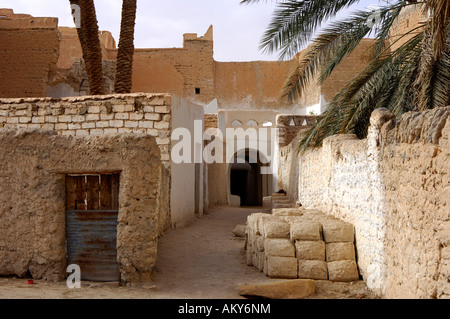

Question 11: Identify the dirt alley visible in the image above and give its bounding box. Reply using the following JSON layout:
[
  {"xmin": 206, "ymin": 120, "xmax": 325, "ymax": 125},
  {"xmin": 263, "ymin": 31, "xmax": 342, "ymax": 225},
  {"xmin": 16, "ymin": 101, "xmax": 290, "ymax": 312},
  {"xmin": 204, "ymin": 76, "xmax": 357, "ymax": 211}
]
[{"xmin": 0, "ymin": 206, "xmax": 375, "ymax": 299}]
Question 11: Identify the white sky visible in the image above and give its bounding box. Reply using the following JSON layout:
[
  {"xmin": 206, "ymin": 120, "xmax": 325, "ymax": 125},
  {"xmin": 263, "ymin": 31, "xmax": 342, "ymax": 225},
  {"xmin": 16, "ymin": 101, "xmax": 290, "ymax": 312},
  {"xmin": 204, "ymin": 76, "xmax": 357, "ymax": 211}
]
[{"xmin": 0, "ymin": 0, "xmax": 383, "ymax": 62}]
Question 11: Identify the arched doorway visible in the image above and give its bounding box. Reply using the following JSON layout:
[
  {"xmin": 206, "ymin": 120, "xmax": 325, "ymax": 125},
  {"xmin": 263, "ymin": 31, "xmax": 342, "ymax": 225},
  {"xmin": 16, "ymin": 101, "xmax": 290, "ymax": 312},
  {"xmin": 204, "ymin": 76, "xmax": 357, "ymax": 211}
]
[{"xmin": 229, "ymin": 149, "xmax": 270, "ymax": 207}]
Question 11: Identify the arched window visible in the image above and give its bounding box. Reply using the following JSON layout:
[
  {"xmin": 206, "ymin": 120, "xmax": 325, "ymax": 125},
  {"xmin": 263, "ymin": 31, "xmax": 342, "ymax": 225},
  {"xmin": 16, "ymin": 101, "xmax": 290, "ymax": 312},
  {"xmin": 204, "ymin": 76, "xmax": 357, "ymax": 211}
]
[
  {"xmin": 231, "ymin": 120, "xmax": 243, "ymax": 127},
  {"xmin": 246, "ymin": 120, "xmax": 258, "ymax": 127}
]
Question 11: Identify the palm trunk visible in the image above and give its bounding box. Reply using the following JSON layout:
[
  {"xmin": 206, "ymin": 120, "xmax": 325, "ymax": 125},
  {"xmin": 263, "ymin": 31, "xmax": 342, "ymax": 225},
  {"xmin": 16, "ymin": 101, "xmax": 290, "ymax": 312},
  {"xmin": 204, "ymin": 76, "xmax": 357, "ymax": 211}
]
[
  {"xmin": 114, "ymin": 0, "xmax": 137, "ymax": 94},
  {"xmin": 70, "ymin": 0, "xmax": 104, "ymax": 95}
]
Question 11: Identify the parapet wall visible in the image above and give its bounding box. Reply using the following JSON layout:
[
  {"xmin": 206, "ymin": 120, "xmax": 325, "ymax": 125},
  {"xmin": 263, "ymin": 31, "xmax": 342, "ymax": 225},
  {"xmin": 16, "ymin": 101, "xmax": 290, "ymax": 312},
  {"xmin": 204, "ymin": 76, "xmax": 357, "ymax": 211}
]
[
  {"xmin": 297, "ymin": 107, "xmax": 450, "ymax": 298},
  {"xmin": 0, "ymin": 93, "xmax": 172, "ymax": 164}
]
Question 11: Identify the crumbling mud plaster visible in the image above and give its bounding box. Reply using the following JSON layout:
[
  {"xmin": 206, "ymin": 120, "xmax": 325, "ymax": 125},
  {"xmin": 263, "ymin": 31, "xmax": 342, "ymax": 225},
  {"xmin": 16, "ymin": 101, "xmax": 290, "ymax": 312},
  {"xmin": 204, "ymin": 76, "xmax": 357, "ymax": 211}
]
[
  {"xmin": 0, "ymin": 92, "xmax": 205, "ymax": 231},
  {"xmin": 379, "ymin": 107, "xmax": 450, "ymax": 299},
  {"xmin": 297, "ymin": 106, "xmax": 449, "ymax": 298},
  {"xmin": 0, "ymin": 129, "xmax": 163, "ymax": 283}
]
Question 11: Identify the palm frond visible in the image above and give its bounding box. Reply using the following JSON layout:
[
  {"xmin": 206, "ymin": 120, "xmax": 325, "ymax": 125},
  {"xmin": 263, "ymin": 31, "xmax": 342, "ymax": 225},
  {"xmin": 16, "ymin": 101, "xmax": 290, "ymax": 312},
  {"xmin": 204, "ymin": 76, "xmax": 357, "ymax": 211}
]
[
  {"xmin": 260, "ymin": 0, "xmax": 361, "ymax": 60},
  {"xmin": 281, "ymin": 3, "xmax": 415, "ymax": 103},
  {"xmin": 297, "ymin": 28, "xmax": 427, "ymax": 153},
  {"xmin": 279, "ymin": 32, "xmax": 342, "ymax": 103},
  {"xmin": 371, "ymin": 2, "xmax": 406, "ymax": 58}
]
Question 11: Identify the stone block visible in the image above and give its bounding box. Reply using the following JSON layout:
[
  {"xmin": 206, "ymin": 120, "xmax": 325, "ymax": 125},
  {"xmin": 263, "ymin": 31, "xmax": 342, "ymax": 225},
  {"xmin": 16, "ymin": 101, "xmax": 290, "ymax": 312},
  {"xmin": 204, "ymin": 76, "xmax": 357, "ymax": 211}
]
[
  {"xmin": 256, "ymin": 214, "xmax": 275, "ymax": 235},
  {"xmin": 264, "ymin": 238, "xmax": 295, "ymax": 257},
  {"xmin": 322, "ymin": 220, "xmax": 354, "ymax": 243},
  {"xmin": 327, "ymin": 260, "xmax": 359, "ymax": 282},
  {"xmin": 255, "ymin": 235, "xmax": 265, "ymax": 252},
  {"xmin": 272, "ymin": 208, "xmax": 304, "ymax": 217},
  {"xmin": 245, "ymin": 214, "xmax": 260, "ymax": 234},
  {"xmin": 266, "ymin": 256, "xmax": 298, "ymax": 279},
  {"xmin": 110, "ymin": 120, "xmax": 124, "ymax": 128},
  {"xmin": 255, "ymin": 251, "xmax": 265, "ymax": 272},
  {"xmin": 129, "ymin": 113, "xmax": 144, "ymax": 121},
  {"xmin": 154, "ymin": 121, "xmax": 170, "ymax": 129},
  {"xmin": 246, "ymin": 249, "xmax": 253, "ymax": 267},
  {"xmin": 145, "ymin": 113, "xmax": 160, "ymax": 121},
  {"xmin": 86, "ymin": 114, "xmax": 100, "ymax": 121},
  {"xmin": 139, "ymin": 121, "xmax": 154, "ymax": 129},
  {"xmin": 298, "ymin": 260, "xmax": 328, "ymax": 280},
  {"xmin": 232, "ymin": 224, "xmax": 246, "ymax": 237},
  {"xmin": 263, "ymin": 257, "xmax": 268, "ymax": 276},
  {"xmin": 290, "ymin": 220, "xmax": 321, "ymax": 241},
  {"xmin": 262, "ymin": 196, "xmax": 272, "ymax": 210},
  {"xmin": 115, "ymin": 112, "xmax": 129, "ymax": 120},
  {"xmin": 263, "ymin": 220, "xmax": 290, "ymax": 239},
  {"xmin": 326, "ymin": 242, "xmax": 356, "ymax": 262},
  {"xmin": 237, "ymin": 279, "xmax": 316, "ymax": 299},
  {"xmin": 295, "ymin": 240, "xmax": 326, "ymax": 260}
]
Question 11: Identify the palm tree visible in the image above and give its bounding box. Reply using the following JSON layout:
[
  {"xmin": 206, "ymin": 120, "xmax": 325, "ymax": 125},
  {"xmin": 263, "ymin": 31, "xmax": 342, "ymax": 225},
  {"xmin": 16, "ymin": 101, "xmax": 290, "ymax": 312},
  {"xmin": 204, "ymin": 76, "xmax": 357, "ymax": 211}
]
[
  {"xmin": 114, "ymin": 0, "xmax": 138, "ymax": 94},
  {"xmin": 242, "ymin": 0, "xmax": 449, "ymax": 152},
  {"xmin": 70, "ymin": 0, "xmax": 105, "ymax": 95}
]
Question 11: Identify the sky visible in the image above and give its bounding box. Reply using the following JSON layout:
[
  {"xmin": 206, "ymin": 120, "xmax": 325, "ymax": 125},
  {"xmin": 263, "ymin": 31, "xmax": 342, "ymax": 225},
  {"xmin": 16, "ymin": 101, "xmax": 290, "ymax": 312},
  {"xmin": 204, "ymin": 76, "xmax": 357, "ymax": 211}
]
[{"xmin": 0, "ymin": 0, "xmax": 385, "ymax": 62}]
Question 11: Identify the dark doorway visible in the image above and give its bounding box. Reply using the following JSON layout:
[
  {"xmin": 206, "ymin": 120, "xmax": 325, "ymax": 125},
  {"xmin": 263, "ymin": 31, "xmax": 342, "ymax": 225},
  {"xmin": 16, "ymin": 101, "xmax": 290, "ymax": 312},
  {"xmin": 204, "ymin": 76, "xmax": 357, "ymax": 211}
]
[
  {"xmin": 230, "ymin": 151, "xmax": 263, "ymax": 206},
  {"xmin": 65, "ymin": 174, "xmax": 120, "ymax": 282}
]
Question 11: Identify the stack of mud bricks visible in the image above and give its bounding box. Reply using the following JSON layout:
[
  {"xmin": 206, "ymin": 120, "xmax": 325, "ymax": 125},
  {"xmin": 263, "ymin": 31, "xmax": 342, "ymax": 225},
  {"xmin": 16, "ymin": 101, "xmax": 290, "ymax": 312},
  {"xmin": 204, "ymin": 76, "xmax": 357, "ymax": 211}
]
[{"xmin": 245, "ymin": 209, "xmax": 360, "ymax": 282}]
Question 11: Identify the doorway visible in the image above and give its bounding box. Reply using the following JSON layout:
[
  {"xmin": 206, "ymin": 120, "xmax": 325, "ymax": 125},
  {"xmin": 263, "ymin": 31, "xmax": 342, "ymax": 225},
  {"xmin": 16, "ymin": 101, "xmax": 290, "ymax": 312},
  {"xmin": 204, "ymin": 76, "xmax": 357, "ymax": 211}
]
[
  {"xmin": 229, "ymin": 151, "xmax": 263, "ymax": 206},
  {"xmin": 65, "ymin": 174, "xmax": 120, "ymax": 282}
]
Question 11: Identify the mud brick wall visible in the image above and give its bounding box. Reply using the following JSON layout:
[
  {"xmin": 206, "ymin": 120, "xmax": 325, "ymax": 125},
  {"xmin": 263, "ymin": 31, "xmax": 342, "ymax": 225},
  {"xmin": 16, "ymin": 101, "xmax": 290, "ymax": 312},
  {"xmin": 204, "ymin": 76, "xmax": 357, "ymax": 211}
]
[
  {"xmin": 0, "ymin": 9, "xmax": 61, "ymax": 98},
  {"xmin": 0, "ymin": 129, "xmax": 163, "ymax": 282},
  {"xmin": 276, "ymin": 115, "xmax": 317, "ymax": 148},
  {"xmin": 130, "ymin": 28, "xmax": 215, "ymax": 106},
  {"xmin": 388, "ymin": 4, "xmax": 427, "ymax": 52},
  {"xmin": 204, "ymin": 113, "xmax": 218, "ymax": 131},
  {"xmin": 297, "ymin": 106, "xmax": 450, "ymax": 298}
]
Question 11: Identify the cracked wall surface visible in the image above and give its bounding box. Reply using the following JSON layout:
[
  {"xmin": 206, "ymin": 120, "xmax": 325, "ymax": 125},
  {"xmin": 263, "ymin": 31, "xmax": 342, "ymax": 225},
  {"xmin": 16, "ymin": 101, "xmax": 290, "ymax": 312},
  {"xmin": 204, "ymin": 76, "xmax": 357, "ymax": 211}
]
[
  {"xmin": 0, "ymin": 129, "xmax": 163, "ymax": 283},
  {"xmin": 296, "ymin": 107, "xmax": 449, "ymax": 298}
]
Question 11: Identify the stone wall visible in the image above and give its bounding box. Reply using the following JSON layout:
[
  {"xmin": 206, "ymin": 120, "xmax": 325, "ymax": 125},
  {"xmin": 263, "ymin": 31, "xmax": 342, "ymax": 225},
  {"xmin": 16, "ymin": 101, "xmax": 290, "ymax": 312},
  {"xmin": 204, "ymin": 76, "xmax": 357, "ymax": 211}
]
[
  {"xmin": 0, "ymin": 92, "xmax": 205, "ymax": 230},
  {"xmin": 0, "ymin": 9, "xmax": 60, "ymax": 98},
  {"xmin": 0, "ymin": 93, "xmax": 172, "ymax": 164},
  {"xmin": 276, "ymin": 115, "xmax": 317, "ymax": 202},
  {"xmin": 0, "ymin": 129, "xmax": 163, "ymax": 283},
  {"xmin": 296, "ymin": 107, "xmax": 450, "ymax": 298}
]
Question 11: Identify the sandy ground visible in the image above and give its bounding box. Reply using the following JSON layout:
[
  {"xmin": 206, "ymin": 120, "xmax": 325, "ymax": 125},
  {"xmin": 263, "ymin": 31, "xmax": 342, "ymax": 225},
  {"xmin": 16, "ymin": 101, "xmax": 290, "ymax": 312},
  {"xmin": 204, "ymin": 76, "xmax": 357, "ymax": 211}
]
[{"xmin": 0, "ymin": 206, "xmax": 375, "ymax": 299}]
